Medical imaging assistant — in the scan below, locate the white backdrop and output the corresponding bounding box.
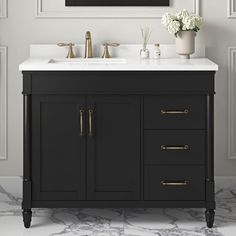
[0,0,235,176]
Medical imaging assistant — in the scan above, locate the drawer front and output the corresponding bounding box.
[144,130,205,165]
[24,71,215,95]
[144,166,205,201]
[144,95,206,129]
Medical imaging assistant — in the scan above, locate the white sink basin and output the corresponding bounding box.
[48,58,127,65]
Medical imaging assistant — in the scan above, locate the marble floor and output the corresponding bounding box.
[1,177,236,236]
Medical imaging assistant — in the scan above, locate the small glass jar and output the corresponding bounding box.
[140,48,150,59]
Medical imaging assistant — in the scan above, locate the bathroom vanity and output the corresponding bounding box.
[20,54,218,229]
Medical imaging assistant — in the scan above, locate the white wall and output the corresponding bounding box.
[0,0,236,176]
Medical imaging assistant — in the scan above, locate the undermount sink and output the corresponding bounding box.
[48,58,127,65]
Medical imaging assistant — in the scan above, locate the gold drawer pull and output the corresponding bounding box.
[88,109,93,137]
[161,145,189,150]
[161,181,188,186]
[161,109,189,115]
[79,110,84,136]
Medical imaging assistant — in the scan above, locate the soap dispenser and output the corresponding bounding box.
[154,43,161,59]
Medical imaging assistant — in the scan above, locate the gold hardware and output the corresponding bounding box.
[102,43,120,58]
[85,31,93,58]
[57,43,75,59]
[88,109,93,136]
[79,110,84,136]
[161,145,189,150]
[161,181,188,186]
[160,109,189,115]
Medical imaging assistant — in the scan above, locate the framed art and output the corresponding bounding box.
[66,0,169,6]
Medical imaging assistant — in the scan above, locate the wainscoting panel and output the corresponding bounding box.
[228,0,236,18]
[35,0,200,18]
[0,47,7,160]
[0,0,7,18]
[228,47,236,159]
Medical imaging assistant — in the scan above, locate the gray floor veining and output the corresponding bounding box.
[0,177,235,236]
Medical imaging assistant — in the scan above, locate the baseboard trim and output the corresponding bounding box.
[0,176,22,179]
[215,176,236,179]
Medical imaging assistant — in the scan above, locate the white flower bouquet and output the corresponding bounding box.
[162,9,203,37]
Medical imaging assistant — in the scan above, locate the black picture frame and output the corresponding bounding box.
[66,0,169,7]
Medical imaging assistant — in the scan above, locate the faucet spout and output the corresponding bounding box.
[85,31,93,58]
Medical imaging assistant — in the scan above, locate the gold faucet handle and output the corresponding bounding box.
[57,43,75,58]
[102,43,120,58]
[103,43,120,47]
[57,43,75,47]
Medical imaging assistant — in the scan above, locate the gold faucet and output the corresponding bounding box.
[102,43,120,58]
[57,43,75,59]
[84,31,93,58]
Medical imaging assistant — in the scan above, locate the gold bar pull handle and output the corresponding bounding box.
[79,110,84,137]
[161,181,189,186]
[161,145,189,150]
[161,109,189,115]
[88,109,94,137]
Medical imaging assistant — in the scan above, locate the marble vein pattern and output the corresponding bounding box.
[0,177,236,236]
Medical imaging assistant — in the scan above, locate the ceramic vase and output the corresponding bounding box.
[176,31,196,59]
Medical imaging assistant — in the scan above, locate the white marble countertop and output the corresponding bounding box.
[19,57,218,71]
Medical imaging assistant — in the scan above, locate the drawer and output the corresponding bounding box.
[144,166,205,201]
[24,71,215,95]
[144,130,205,165]
[144,95,206,129]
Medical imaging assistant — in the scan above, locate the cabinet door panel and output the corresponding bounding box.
[32,96,86,201]
[87,96,140,200]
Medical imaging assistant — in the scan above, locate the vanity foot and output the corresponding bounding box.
[205,209,215,228]
[23,209,32,228]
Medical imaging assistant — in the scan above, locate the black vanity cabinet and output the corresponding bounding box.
[22,71,216,229]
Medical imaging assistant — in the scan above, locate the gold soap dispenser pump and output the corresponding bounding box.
[84,31,93,58]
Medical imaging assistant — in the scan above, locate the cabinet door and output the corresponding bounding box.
[87,96,141,200]
[32,96,86,201]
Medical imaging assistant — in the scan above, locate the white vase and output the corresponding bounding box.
[176,31,196,59]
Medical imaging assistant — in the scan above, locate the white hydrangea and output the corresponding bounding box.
[161,9,203,36]
[182,16,196,30]
[182,15,203,30]
[167,20,181,34]
[194,15,203,28]
[176,9,190,20]
[161,13,174,27]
